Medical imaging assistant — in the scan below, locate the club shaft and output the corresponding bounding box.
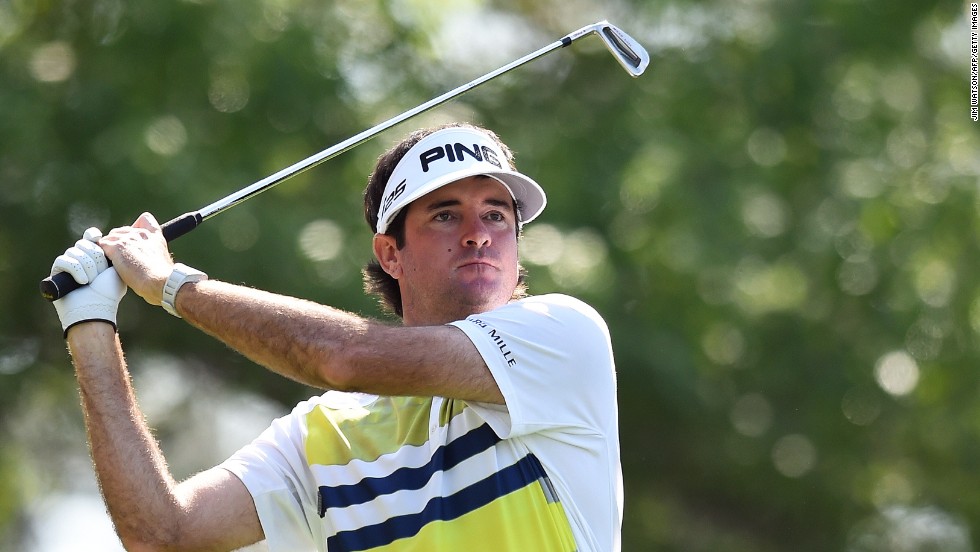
[198,32,591,221]
[41,22,620,302]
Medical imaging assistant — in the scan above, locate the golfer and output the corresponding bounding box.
[50,123,622,551]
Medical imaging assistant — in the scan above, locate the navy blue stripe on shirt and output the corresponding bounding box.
[318,423,501,515]
[326,453,549,552]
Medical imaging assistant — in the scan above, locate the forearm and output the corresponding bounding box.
[174,279,370,389]
[67,323,182,549]
[54,219,263,550]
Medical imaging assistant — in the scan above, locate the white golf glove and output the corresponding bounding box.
[50,227,127,336]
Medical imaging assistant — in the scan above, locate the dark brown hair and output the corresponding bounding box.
[362,122,528,318]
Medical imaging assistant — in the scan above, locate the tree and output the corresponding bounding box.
[0,0,976,549]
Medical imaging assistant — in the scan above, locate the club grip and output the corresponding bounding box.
[39,212,203,302]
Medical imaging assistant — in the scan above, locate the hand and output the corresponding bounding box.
[100,212,175,306]
[51,228,127,336]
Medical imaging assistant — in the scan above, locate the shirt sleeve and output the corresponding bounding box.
[449,293,617,439]
[219,403,325,552]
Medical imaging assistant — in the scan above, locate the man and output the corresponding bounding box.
[50,123,622,551]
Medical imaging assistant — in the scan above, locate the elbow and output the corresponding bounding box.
[314,340,372,393]
[114,519,185,552]
[303,317,381,392]
[118,535,176,552]
[120,542,158,552]
[119,535,205,552]
[315,356,359,392]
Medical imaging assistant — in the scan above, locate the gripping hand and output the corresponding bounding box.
[50,228,127,336]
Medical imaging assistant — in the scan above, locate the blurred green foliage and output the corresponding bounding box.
[1,0,978,550]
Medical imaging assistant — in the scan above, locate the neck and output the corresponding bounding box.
[400,298,509,327]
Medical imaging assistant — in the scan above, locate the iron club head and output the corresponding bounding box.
[593,21,650,77]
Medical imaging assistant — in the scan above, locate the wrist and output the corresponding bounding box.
[65,319,118,340]
[161,263,208,318]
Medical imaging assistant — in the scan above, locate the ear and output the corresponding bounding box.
[372,234,403,279]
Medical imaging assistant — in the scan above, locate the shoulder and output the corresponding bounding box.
[519,293,609,326]
[481,293,610,337]
[454,293,612,360]
[457,295,617,434]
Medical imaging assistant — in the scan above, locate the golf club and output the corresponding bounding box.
[41,20,649,301]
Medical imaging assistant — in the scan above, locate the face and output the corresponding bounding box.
[373,176,520,325]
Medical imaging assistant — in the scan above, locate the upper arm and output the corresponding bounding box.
[336,324,504,404]
[172,467,264,551]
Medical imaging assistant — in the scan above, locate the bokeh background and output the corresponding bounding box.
[2,0,978,550]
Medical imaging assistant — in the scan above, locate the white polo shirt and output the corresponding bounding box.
[220,293,622,551]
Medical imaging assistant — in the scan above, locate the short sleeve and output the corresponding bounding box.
[219,403,325,552]
[449,293,616,439]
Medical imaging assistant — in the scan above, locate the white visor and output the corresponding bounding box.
[375,127,547,234]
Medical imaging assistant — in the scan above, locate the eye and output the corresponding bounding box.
[433,211,454,222]
[485,211,507,222]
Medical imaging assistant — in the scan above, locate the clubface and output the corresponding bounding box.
[597,22,650,77]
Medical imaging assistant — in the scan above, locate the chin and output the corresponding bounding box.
[453,282,511,311]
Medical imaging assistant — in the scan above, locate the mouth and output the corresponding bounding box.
[456,259,499,271]
[459,261,497,268]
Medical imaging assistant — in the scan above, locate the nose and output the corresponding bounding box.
[461,217,491,249]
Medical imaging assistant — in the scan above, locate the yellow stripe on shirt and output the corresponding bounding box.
[305,396,432,466]
[365,480,577,552]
